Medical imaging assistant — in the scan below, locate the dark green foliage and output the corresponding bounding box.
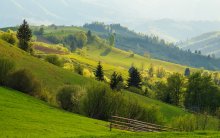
[0,58,15,85]
[45,55,63,67]
[7,69,41,95]
[127,67,142,88]
[110,72,124,90]
[155,73,185,106]
[57,85,85,113]
[155,81,171,103]
[94,61,104,81]
[184,72,220,113]
[184,68,190,77]
[16,20,32,52]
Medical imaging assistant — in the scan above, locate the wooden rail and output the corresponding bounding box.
[109,116,178,132]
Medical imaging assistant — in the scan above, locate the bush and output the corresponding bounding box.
[57,85,86,113]
[120,98,162,124]
[82,84,121,120]
[45,55,64,67]
[7,69,41,95]
[0,58,15,85]
[1,32,16,45]
[82,83,162,123]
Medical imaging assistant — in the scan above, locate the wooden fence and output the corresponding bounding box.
[109,116,178,132]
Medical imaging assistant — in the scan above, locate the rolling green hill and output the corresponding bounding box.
[178,31,220,58]
[0,39,191,124]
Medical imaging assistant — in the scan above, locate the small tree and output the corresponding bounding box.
[110,72,124,90]
[127,67,142,88]
[95,61,104,81]
[184,68,190,77]
[17,20,32,52]
[166,73,185,106]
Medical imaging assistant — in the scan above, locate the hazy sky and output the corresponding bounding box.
[80,0,220,21]
[1,0,220,28]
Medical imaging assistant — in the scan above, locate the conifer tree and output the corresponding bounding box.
[17,20,32,52]
[127,67,142,88]
[95,61,104,81]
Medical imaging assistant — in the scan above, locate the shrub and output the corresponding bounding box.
[119,98,162,124]
[82,84,121,120]
[0,58,15,85]
[1,32,16,45]
[7,69,41,95]
[45,55,64,67]
[57,85,86,113]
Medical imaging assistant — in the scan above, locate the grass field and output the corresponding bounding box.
[0,87,220,138]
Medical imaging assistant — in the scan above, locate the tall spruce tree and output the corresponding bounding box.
[17,20,32,52]
[95,61,104,81]
[127,67,142,88]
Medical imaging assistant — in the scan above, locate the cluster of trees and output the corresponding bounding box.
[94,62,142,91]
[155,71,220,115]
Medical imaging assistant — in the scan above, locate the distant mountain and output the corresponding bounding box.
[178,31,220,58]
[134,19,220,42]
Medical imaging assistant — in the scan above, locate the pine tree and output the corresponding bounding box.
[95,61,104,81]
[127,67,142,88]
[17,20,32,52]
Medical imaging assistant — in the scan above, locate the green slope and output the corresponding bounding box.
[1,87,220,138]
[0,87,120,137]
[0,39,191,124]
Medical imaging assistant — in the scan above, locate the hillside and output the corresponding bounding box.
[83,23,220,70]
[0,87,118,137]
[178,31,220,58]
[0,39,192,124]
[2,87,220,138]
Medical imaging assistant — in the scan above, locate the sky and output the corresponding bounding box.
[1,0,220,27]
[79,0,220,21]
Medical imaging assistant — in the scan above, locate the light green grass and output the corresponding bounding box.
[1,87,219,138]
